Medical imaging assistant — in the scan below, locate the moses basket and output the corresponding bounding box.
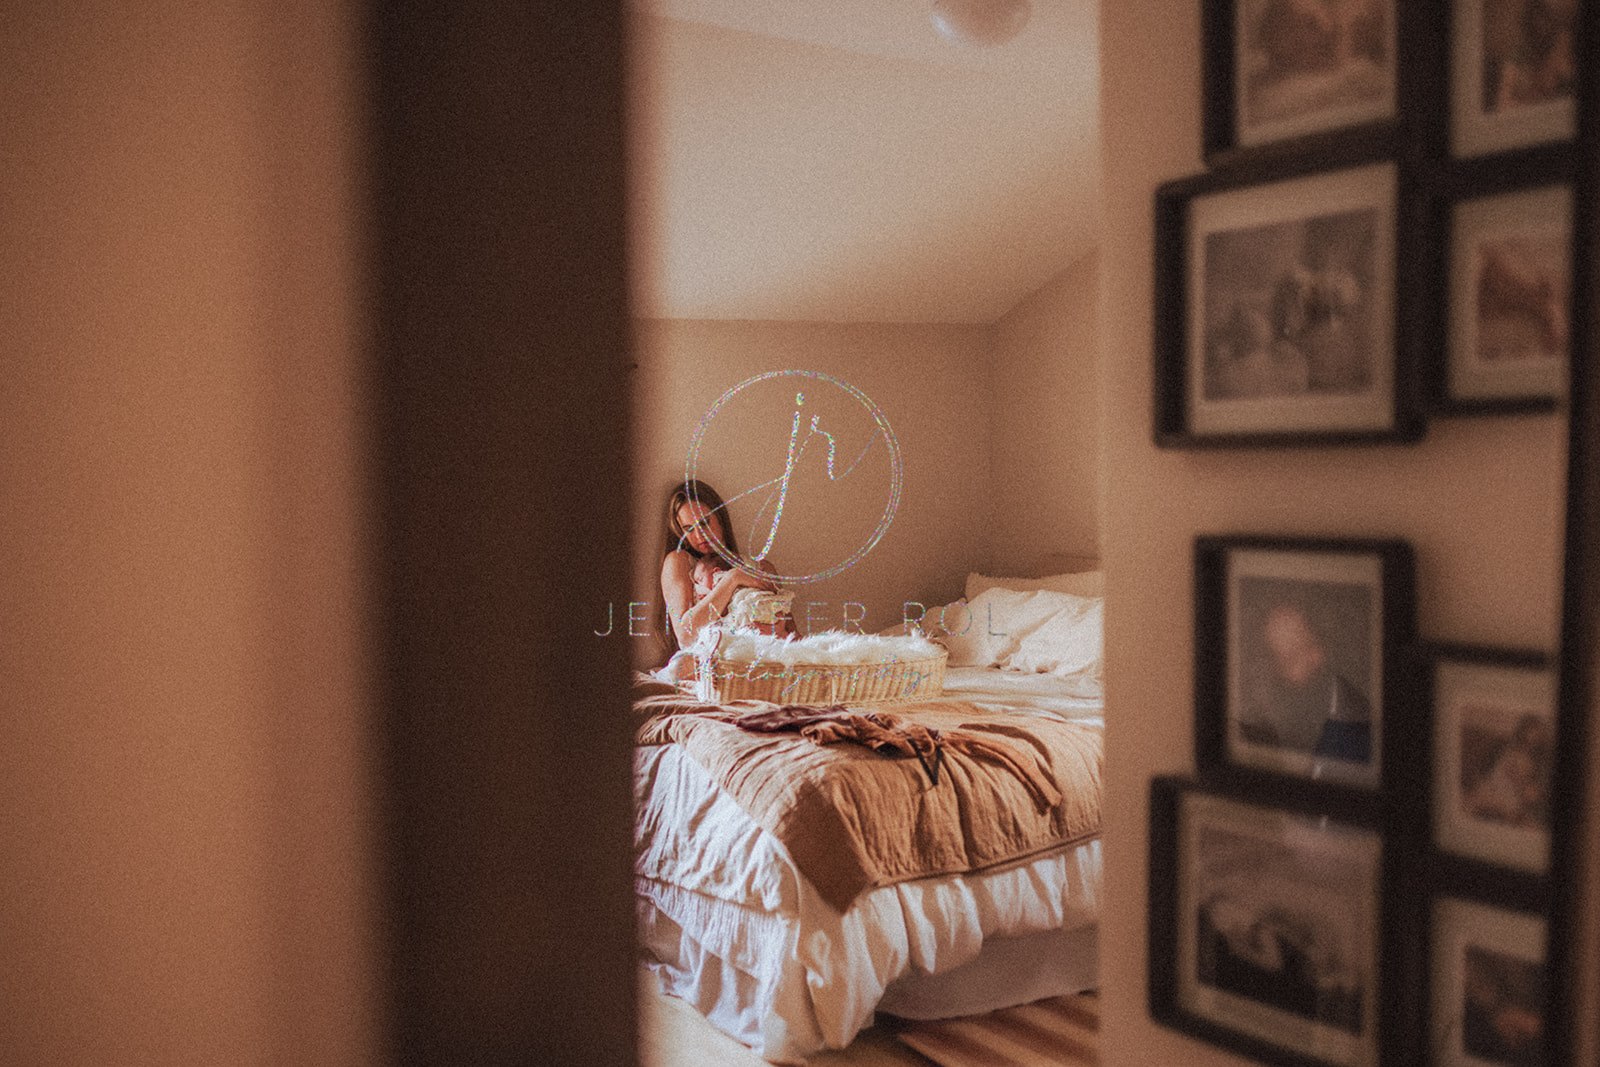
[694,629,947,706]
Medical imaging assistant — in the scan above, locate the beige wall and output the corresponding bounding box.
[630,256,1109,669]
[0,4,373,1063]
[630,318,994,665]
[989,252,1104,574]
[1097,3,1571,1065]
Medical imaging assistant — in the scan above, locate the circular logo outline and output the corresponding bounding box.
[685,369,903,585]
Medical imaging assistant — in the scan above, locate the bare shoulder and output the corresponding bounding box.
[662,550,694,579]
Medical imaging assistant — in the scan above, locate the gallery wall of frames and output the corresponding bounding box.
[1146,2,1593,1065]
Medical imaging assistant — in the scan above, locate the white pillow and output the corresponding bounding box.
[934,588,1079,667]
[891,598,964,637]
[1007,596,1104,690]
[966,569,1105,600]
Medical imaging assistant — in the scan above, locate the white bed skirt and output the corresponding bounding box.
[637,836,1101,1063]
[874,923,1098,1019]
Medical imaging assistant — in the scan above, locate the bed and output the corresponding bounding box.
[634,573,1105,1063]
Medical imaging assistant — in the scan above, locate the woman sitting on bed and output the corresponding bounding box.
[659,480,794,679]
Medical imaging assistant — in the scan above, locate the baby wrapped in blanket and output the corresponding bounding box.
[724,586,795,631]
[656,572,795,686]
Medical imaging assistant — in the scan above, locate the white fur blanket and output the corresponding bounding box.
[709,629,943,665]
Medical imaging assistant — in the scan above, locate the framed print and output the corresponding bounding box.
[1154,154,1423,447]
[1202,0,1400,161]
[1451,0,1579,158]
[1446,179,1573,410]
[1430,896,1548,1066]
[1425,645,1556,875]
[1195,536,1416,793]
[1150,777,1387,1067]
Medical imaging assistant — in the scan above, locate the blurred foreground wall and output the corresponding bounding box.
[0,4,375,1062]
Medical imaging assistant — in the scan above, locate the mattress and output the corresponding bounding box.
[634,665,1104,1063]
[939,665,1105,720]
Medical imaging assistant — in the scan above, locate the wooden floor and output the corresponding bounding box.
[639,973,1099,1067]
[638,977,929,1067]
[886,994,1100,1067]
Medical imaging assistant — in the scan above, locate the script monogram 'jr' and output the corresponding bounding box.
[743,391,878,562]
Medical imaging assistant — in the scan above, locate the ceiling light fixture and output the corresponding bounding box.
[930,0,1032,47]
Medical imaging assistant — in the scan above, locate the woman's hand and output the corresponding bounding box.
[720,566,776,593]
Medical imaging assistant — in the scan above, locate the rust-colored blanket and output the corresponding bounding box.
[634,676,1103,912]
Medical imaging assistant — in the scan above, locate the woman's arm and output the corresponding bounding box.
[754,558,795,638]
[661,551,773,648]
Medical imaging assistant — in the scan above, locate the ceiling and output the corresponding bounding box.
[628,0,1101,324]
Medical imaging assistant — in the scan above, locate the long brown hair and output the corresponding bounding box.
[661,479,740,659]
[665,479,740,561]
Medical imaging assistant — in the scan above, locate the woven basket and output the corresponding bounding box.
[696,645,947,706]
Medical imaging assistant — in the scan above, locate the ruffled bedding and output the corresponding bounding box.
[636,692,1100,911]
[633,666,1105,1062]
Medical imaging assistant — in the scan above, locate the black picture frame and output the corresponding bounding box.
[1405,643,1557,877]
[1148,775,1405,1067]
[1448,0,1580,160]
[1200,0,1433,168]
[1153,144,1426,448]
[1419,145,1576,416]
[1417,871,1553,1067]
[1194,534,1416,800]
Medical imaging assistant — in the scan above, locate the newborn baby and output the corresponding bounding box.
[690,557,794,636]
[656,582,794,688]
